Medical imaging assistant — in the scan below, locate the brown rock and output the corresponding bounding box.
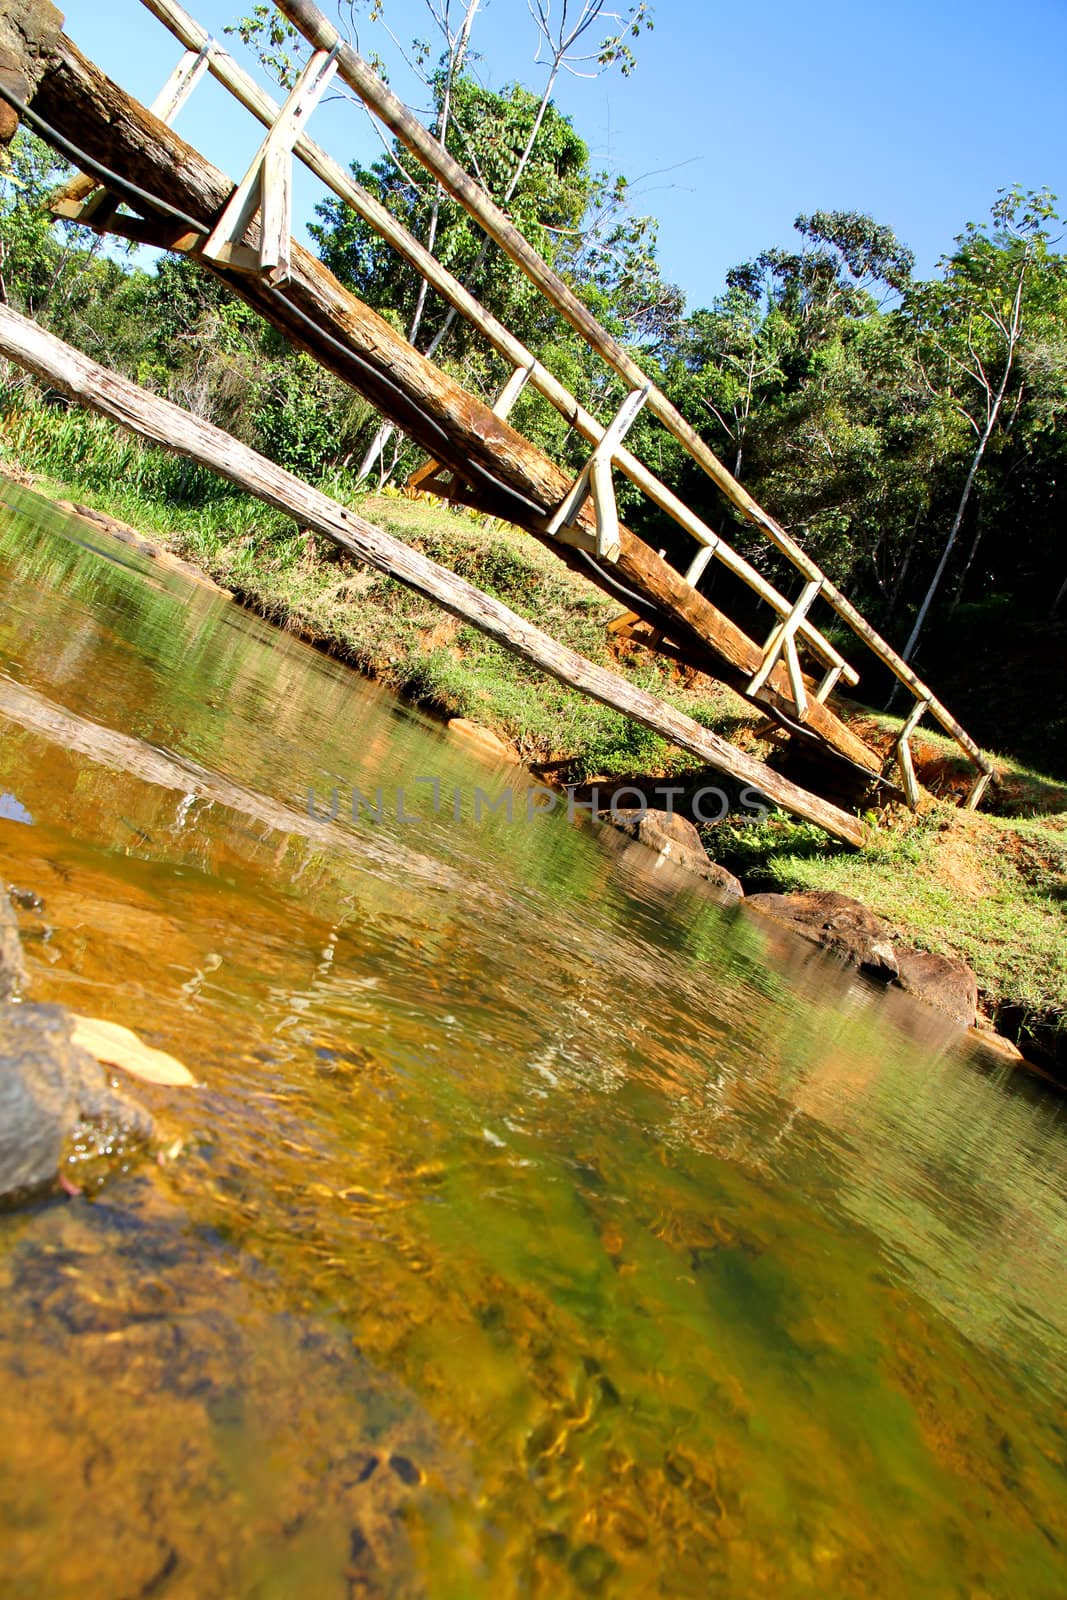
[0,891,26,1001]
[893,949,978,1028]
[745,890,900,978]
[446,718,517,762]
[0,1003,153,1205]
[601,808,744,898]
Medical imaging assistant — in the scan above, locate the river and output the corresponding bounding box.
[0,486,1064,1598]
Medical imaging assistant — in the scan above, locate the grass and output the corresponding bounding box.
[4,398,1064,1068]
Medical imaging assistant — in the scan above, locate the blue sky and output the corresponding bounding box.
[60,0,1067,308]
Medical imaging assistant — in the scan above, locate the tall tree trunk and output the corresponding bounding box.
[357,0,479,484]
[899,265,1028,666]
[950,510,985,611]
[898,421,993,667]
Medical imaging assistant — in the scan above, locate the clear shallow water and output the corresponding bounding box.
[0,486,1064,1599]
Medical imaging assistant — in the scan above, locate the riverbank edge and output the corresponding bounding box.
[2,468,1063,1083]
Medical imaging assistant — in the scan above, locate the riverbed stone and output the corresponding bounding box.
[893,948,978,1028]
[0,892,26,1001]
[601,808,744,898]
[745,889,980,1026]
[0,1003,153,1206]
[745,890,901,979]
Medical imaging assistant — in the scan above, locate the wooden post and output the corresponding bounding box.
[814,663,844,704]
[202,44,337,284]
[150,41,211,124]
[895,697,930,809]
[51,38,211,225]
[685,543,716,588]
[0,303,867,847]
[409,360,534,492]
[492,360,536,421]
[546,385,650,546]
[747,579,822,716]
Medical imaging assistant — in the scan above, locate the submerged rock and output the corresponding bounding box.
[602,808,744,898]
[744,889,979,1027]
[0,1003,153,1206]
[893,948,979,1030]
[745,890,900,978]
[0,892,26,1001]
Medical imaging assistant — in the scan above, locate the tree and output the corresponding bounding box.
[236,0,653,482]
[898,186,1061,664]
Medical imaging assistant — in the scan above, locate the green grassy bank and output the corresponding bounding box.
[2,402,1064,1070]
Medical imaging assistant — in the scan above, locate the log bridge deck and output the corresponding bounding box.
[0,0,994,848]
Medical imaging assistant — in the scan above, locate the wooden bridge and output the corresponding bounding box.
[0,0,993,847]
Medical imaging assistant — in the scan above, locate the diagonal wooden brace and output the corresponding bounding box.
[747,578,822,718]
[201,44,338,284]
[491,358,537,421]
[546,383,651,561]
[894,696,931,809]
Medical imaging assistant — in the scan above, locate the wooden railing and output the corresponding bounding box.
[120,0,992,807]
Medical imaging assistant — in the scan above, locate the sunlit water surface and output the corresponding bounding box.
[0,487,1064,1599]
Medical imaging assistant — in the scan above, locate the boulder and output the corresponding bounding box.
[893,948,978,1029]
[745,889,980,1027]
[0,1003,153,1206]
[745,890,900,979]
[600,808,744,898]
[0,892,26,1001]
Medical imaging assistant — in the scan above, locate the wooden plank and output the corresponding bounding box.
[275,0,991,783]
[149,43,210,125]
[895,697,930,810]
[546,384,649,538]
[29,30,880,779]
[137,0,857,689]
[0,302,867,847]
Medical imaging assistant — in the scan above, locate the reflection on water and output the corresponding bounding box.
[0,486,1064,1598]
